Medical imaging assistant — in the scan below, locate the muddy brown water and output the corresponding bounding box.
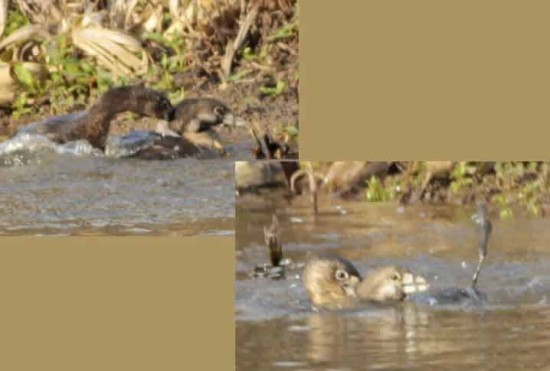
[236,194,550,370]
[0,133,255,236]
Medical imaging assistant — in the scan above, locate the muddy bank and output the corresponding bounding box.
[237,161,550,219]
[0,1,299,156]
[0,82,297,161]
[0,77,298,153]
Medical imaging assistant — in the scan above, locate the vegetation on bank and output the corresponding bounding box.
[297,161,550,219]
[0,0,298,139]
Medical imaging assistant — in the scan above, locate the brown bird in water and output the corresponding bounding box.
[117,97,238,160]
[18,83,175,151]
[356,266,427,302]
[167,97,235,134]
[302,256,362,310]
[302,256,428,310]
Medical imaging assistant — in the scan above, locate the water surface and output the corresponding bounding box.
[236,194,550,369]
[0,130,252,236]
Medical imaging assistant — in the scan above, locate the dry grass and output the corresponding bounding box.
[0,0,298,143]
[0,0,298,102]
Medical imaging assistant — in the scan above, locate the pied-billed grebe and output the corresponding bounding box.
[356,266,428,302]
[18,83,175,151]
[302,256,363,310]
[302,256,428,310]
[106,97,238,160]
[105,130,202,160]
[168,97,234,134]
[106,98,235,160]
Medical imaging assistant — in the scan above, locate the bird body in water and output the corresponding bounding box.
[301,203,493,310]
[253,202,492,312]
[302,256,362,310]
[357,265,428,302]
[249,215,428,309]
[107,96,237,159]
[302,256,428,310]
[17,83,175,151]
[14,85,236,159]
[168,97,235,134]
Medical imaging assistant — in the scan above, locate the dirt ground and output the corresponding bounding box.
[0,74,298,137]
[0,1,299,146]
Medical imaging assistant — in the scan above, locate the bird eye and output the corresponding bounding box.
[391,273,400,281]
[214,105,225,116]
[335,269,349,281]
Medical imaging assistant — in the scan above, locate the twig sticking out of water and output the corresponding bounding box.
[471,202,492,290]
[290,162,322,215]
[264,214,283,267]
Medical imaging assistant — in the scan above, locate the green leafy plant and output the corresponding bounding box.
[449,162,476,194]
[259,79,287,97]
[493,194,513,219]
[366,176,393,202]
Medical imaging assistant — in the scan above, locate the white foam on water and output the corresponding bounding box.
[0,132,102,160]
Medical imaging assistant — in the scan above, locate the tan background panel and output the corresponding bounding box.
[0,238,234,371]
[3,2,549,370]
[301,0,550,160]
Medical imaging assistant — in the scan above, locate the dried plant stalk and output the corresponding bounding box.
[0,0,7,38]
[72,27,148,77]
[0,25,50,51]
[221,3,259,79]
[0,63,15,104]
[109,0,139,30]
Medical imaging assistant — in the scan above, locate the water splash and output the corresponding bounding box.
[104,130,160,158]
[0,132,102,167]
